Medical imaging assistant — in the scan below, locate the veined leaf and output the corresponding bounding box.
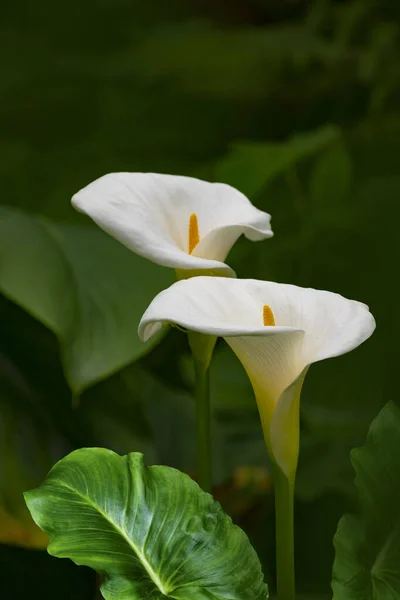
[0,207,173,393]
[25,448,268,600]
[332,401,400,599]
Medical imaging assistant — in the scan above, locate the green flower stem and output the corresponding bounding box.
[193,358,212,492]
[272,463,296,600]
[187,332,217,493]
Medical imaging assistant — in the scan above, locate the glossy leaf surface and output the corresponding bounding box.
[25,448,268,600]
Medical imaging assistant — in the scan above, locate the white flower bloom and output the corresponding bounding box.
[138,277,375,478]
[72,173,272,277]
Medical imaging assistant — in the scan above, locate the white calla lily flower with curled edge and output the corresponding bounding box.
[72,173,273,277]
[72,172,273,492]
[138,277,376,479]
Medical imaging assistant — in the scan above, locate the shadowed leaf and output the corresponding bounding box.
[332,402,400,599]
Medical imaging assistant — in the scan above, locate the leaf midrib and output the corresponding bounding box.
[54,479,170,596]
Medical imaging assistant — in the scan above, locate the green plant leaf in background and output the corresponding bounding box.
[215,126,340,197]
[25,448,268,600]
[309,142,352,212]
[332,401,400,599]
[0,207,173,393]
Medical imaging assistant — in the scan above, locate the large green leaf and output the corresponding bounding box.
[332,401,400,599]
[0,294,156,548]
[0,207,173,393]
[25,448,268,600]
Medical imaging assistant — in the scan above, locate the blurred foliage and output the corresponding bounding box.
[0,208,173,392]
[0,0,399,597]
[332,402,400,599]
[0,542,95,599]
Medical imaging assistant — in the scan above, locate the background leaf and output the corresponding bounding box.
[0,208,173,393]
[25,448,268,600]
[332,402,400,599]
[1,0,399,595]
[215,126,340,197]
[309,142,352,211]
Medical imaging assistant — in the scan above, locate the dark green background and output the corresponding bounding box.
[0,0,397,598]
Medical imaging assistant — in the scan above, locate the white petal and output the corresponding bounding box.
[269,369,308,477]
[138,277,300,340]
[72,173,272,273]
[226,332,305,430]
[138,276,375,475]
[139,277,375,366]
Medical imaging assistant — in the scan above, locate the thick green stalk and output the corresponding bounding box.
[193,358,212,492]
[272,464,296,600]
[187,332,216,493]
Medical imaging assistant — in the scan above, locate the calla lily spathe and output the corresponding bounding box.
[72,173,273,277]
[138,277,376,478]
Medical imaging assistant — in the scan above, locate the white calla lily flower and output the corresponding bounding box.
[72,173,273,277]
[138,277,375,478]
